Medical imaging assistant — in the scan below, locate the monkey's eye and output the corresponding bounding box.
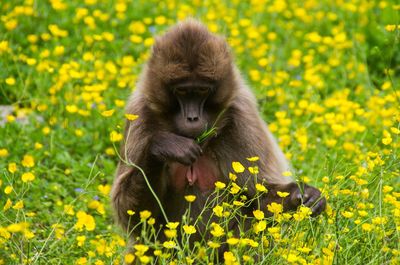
[197,87,210,94]
[174,87,188,95]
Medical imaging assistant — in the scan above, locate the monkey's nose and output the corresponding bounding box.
[187,116,199,122]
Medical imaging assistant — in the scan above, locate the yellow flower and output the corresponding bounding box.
[101,109,115,117]
[66,105,78,113]
[127,210,135,216]
[0,40,10,54]
[97,184,111,196]
[163,240,176,249]
[255,183,267,192]
[0,149,9,157]
[4,185,13,194]
[286,253,299,263]
[165,221,179,229]
[267,202,283,215]
[125,114,139,121]
[229,173,237,181]
[12,200,24,210]
[207,241,221,248]
[224,251,237,265]
[21,172,35,182]
[293,206,312,221]
[184,195,196,202]
[248,166,259,174]
[134,244,149,255]
[183,225,196,235]
[105,147,115,155]
[253,210,264,220]
[390,127,400,134]
[210,223,225,237]
[226,237,239,245]
[22,155,35,168]
[361,223,373,232]
[277,191,290,198]
[268,226,280,234]
[8,163,17,173]
[5,77,16,86]
[213,205,224,217]
[124,253,135,264]
[246,156,259,162]
[139,256,151,264]
[140,210,152,220]
[297,246,312,253]
[253,220,267,233]
[6,223,21,234]
[358,210,368,217]
[64,205,74,215]
[215,181,226,189]
[34,142,43,149]
[382,137,392,145]
[382,185,393,193]
[110,131,123,142]
[233,200,244,206]
[3,199,12,211]
[232,162,245,173]
[164,229,177,238]
[372,217,387,225]
[385,24,397,32]
[75,211,96,231]
[75,257,87,265]
[282,171,292,177]
[341,211,354,218]
[230,183,241,194]
[42,127,51,135]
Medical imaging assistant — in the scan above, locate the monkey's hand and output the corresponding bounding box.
[150,132,202,165]
[285,183,326,217]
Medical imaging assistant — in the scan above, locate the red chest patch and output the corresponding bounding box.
[168,156,218,192]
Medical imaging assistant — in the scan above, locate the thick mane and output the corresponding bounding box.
[148,20,232,84]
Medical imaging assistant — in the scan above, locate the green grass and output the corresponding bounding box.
[0,0,399,264]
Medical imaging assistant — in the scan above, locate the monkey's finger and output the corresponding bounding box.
[188,143,202,158]
[303,192,319,207]
[186,149,199,164]
[289,191,303,208]
[310,197,326,217]
[177,154,195,165]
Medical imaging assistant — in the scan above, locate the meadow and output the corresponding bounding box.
[0,0,399,264]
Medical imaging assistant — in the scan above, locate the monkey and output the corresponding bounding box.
[111,19,326,250]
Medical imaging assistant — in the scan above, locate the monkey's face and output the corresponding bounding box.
[171,81,214,138]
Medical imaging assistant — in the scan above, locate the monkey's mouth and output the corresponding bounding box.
[178,124,206,139]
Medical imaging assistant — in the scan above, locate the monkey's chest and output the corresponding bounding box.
[168,156,219,192]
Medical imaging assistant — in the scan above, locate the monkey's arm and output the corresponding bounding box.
[150,132,202,165]
[111,121,168,231]
[112,119,203,231]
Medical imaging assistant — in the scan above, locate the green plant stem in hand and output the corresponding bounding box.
[196,108,227,144]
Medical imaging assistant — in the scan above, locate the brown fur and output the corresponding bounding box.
[111,20,325,248]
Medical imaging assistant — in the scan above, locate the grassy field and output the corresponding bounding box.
[0,0,399,264]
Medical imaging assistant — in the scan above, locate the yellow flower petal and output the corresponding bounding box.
[101,109,115,117]
[232,161,245,173]
[125,113,139,121]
